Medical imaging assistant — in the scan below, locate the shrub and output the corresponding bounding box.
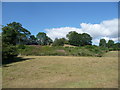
[17,44,26,49]
[18,45,108,57]
[2,43,18,64]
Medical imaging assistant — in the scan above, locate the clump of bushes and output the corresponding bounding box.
[2,43,18,64]
[18,45,108,57]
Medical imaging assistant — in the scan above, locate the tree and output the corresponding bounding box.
[2,26,17,45]
[36,32,47,45]
[99,39,106,47]
[112,42,120,51]
[28,35,37,45]
[2,43,18,63]
[46,36,53,45]
[2,22,31,63]
[6,22,31,45]
[52,38,65,46]
[2,26,18,63]
[36,32,53,45]
[66,31,92,46]
[66,31,80,46]
[80,33,92,46]
[107,40,114,48]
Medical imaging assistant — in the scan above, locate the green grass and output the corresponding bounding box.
[103,51,119,57]
[2,51,118,88]
[17,45,108,57]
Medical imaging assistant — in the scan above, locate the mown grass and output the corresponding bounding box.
[2,51,118,88]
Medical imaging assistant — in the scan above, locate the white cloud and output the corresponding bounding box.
[45,18,118,45]
[45,27,83,40]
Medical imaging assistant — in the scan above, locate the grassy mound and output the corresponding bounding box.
[17,45,109,57]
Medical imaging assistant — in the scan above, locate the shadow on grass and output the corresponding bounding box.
[2,57,35,66]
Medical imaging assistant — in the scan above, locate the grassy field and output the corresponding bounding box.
[2,51,118,88]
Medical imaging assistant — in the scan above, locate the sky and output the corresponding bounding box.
[2,2,118,45]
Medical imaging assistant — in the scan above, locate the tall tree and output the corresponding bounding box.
[2,26,17,45]
[2,22,31,63]
[107,40,114,48]
[80,33,92,46]
[28,35,37,45]
[46,36,53,45]
[36,32,53,45]
[2,25,18,62]
[52,38,65,46]
[99,39,106,47]
[6,22,31,44]
[36,32,47,45]
[66,31,92,46]
[66,31,80,46]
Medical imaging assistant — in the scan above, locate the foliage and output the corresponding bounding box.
[80,33,92,46]
[109,42,120,51]
[107,40,114,48]
[2,26,17,45]
[66,31,92,46]
[18,45,108,57]
[46,36,53,45]
[52,38,66,46]
[2,21,119,65]
[36,32,53,45]
[2,43,18,64]
[6,22,31,45]
[17,44,26,49]
[28,35,37,45]
[99,39,106,47]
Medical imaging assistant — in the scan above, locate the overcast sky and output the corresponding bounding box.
[2,2,118,45]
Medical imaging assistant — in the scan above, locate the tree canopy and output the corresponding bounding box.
[99,39,106,47]
[107,40,114,48]
[2,21,120,63]
[52,38,66,46]
[36,32,53,45]
[3,22,31,45]
[66,31,92,46]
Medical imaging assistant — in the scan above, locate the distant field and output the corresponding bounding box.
[103,51,119,57]
[2,51,118,88]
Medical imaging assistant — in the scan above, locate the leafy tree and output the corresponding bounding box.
[112,42,120,51]
[66,31,92,46]
[2,43,18,63]
[28,35,37,45]
[80,33,92,46]
[60,38,68,44]
[46,36,53,45]
[66,31,80,46]
[36,32,53,45]
[2,26,17,45]
[6,22,31,45]
[36,32,47,45]
[52,38,65,46]
[99,39,106,47]
[2,22,31,63]
[2,26,18,63]
[107,40,114,48]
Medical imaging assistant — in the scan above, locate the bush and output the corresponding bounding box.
[2,43,18,64]
[18,45,108,57]
[17,44,26,49]
[52,38,65,46]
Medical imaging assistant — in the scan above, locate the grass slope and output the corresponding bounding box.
[2,51,118,88]
[17,45,108,57]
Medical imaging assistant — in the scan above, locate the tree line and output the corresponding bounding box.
[2,22,93,46]
[2,22,120,62]
[99,39,120,50]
